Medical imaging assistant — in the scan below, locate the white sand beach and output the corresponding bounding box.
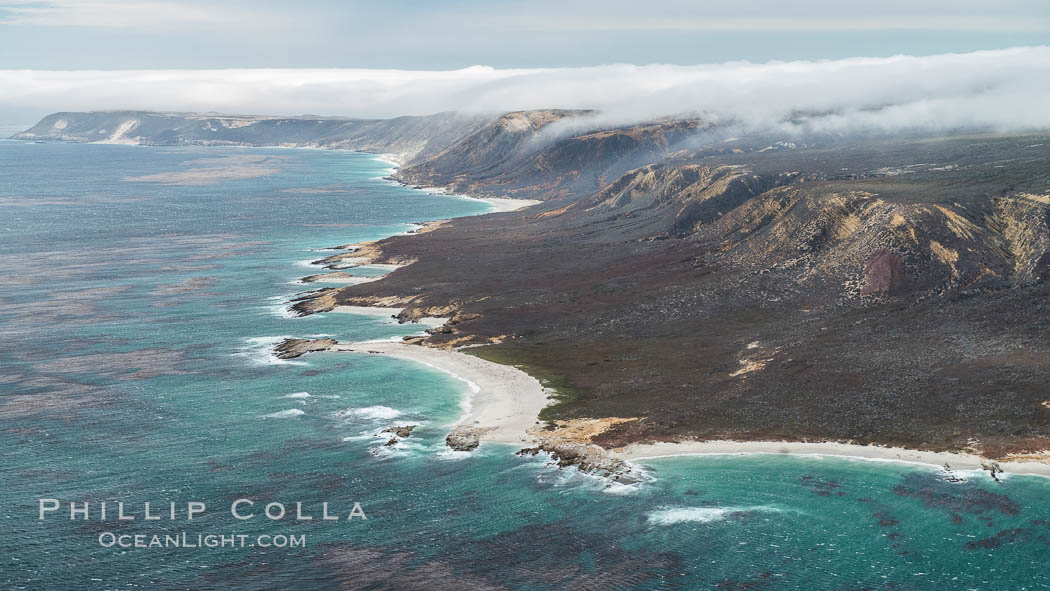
[371,154,540,214]
[301,275,380,285]
[331,340,550,446]
[474,196,541,212]
[417,184,540,213]
[330,305,406,317]
[613,439,1050,477]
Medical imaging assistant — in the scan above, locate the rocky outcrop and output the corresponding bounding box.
[301,271,357,283]
[380,425,417,446]
[289,289,343,316]
[513,418,647,482]
[311,241,405,270]
[518,441,646,483]
[273,338,338,359]
[383,425,416,438]
[445,425,487,451]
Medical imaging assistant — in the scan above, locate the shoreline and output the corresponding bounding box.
[375,152,541,214]
[416,185,540,213]
[329,340,549,447]
[298,154,548,446]
[612,440,1050,478]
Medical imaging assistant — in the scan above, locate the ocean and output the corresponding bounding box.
[2,139,1049,590]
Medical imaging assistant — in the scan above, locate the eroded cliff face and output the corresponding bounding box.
[575,164,797,236]
[694,187,1050,301]
[512,159,1050,308]
[393,110,587,185]
[395,113,707,201]
[989,193,1050,284]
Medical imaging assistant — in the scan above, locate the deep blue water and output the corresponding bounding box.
[2,141,1049,590]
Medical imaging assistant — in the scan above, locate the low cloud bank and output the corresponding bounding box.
[2,46,1049,135]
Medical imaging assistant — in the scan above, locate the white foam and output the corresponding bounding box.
[264,303,298,319]
[435,449,472,461]
[262,409,305,419]
[285,392,311,399]
[234,336,307,366]
[370,438,427,455]
[947,468,1012,482]
[409,184,539,213]
[372,154,400,176]
[601,482,643,496]
[340,429,379,442]
[335,405,402,420]
[646,506,782,526]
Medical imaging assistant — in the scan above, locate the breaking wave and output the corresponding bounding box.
[647,505,784,525]
[262,408,306,419]
[335,405,402,421]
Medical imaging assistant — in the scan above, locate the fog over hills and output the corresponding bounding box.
[4,46,1050,136]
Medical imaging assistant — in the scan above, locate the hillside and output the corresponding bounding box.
[396,112,708,200]
[301,130,1050,458]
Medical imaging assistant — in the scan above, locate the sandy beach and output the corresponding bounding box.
[471,196,541,213]
[373,154,540,214]
[330,340,550,446]
[414,184,540,213]
[612,439,1050,477]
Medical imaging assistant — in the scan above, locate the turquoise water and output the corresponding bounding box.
[2,141,1049,590]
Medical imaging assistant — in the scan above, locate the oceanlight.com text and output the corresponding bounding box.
[97,532,307,549]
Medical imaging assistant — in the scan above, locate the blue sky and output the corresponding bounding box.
[1,0,1048,69]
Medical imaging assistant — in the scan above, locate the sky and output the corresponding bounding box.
[1,1,1049,125]
[1,0,1048,69]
